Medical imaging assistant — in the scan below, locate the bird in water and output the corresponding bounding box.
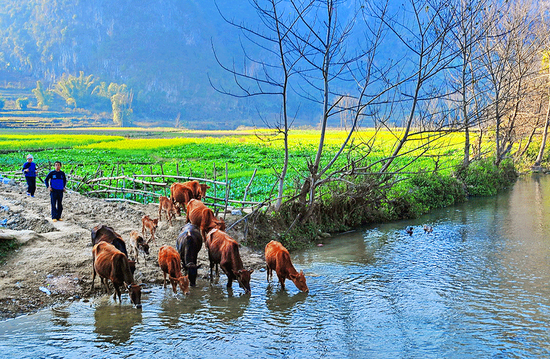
[406,226,413,236]
[423,225,433,233]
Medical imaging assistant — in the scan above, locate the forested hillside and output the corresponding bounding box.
[0,0,293,129]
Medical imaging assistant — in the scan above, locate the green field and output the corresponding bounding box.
[0,128,471,204]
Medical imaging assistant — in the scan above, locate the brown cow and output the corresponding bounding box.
[170,181,210,212]
[265,240,308,292]
[91,242,143,308]
[206,229,253,294]
[158,195,180,226]
[158,245,190,295]
[128,230,149,264]
[91,224,135,274]
[141,215,159,243]
[186,199,226,240]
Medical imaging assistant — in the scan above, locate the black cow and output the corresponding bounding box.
[176,223,202,287]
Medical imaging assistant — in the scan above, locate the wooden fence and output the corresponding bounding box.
[1,163,267,217]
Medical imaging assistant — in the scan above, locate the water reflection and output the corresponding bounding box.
[206,285,250,321]
[93,304,143,345]
[51,304,71,328]
[265,285,308,318]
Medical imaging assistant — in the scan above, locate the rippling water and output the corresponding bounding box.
[3,175,550,358]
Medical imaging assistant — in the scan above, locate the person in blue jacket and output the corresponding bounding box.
[44,161,67,222]
[22,154,37,197]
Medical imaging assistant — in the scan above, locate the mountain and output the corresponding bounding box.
[0,0,308,129]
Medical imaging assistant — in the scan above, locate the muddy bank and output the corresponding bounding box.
[0,180,264,320]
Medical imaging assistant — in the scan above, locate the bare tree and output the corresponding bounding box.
[478,0,545,166]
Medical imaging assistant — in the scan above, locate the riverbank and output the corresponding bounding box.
[0,180,264,320]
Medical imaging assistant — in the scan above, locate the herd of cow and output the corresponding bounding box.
[89,180,309,308]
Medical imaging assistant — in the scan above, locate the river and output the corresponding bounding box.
[2,175,550,358]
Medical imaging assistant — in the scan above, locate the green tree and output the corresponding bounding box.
[53,71,96,109]
[111,90,133,126]
[32,81,53,108]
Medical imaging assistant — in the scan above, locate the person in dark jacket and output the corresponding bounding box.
[44,161,67,222]
[22,154,36,197]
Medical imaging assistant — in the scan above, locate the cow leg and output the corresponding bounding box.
[163,272,167,288]
[209,260,215,281]
[91,266,97,292]
[158,207,162,221]
[266,265,272,282]
[101,277,111,294]
[277,275,286,290]
[113,284,121,303]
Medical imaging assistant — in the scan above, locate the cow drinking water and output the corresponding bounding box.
[176,223,202,287]
[91,242,143,308]
[265,240,308,292]
[206,229,253,294]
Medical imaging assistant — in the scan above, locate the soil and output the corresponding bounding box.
[0,180,265,320]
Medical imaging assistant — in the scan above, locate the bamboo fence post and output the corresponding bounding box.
[150,166,154,199]
[114,164,120,200]
[141,166,147,203]
[223,179,231,220]
[121,166,125,201]
[176,163,180,177]
[243,168,257,208]
[213,163,217,204]
[160,163,167,197]
[108,165,115,200]
[132,172,137,202]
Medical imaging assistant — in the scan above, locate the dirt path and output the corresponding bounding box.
[0,180,264,320]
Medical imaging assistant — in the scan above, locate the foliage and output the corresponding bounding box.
[394,172,466,217]
[32,81,53,108]
[15,97,29,109]
[455,158,517,196]
[53,72,97,109]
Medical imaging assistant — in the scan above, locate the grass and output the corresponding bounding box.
[0,127,477,203]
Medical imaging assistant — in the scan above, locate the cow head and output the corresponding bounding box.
[215,218,226,232]
[139,239,150,256]
[127,283,143,308]
[290,270,309,292]
[234,268,254,294]
[199,184,211,199]
[170,275,190,295]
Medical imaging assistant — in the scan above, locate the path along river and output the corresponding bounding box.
[2,174,550,358]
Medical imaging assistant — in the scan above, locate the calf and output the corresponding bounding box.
[158,245,190,295]
[91,242,142,308]
[206,229,253,294]
[176,223,202,287]
[158,195,180,226]
[265,240,308,292]
[91,224,135,274]
[141,215,159,243]
[128,230,149,264]
[186,199,226,240]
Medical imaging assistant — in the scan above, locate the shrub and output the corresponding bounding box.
[455,157,517,196]
[409,172,466,212]
[16,97,29,110]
